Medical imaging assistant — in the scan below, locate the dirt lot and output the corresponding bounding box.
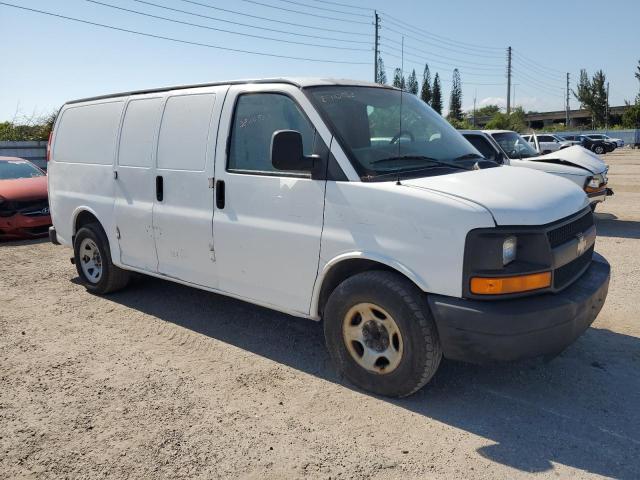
[1,149,639,479]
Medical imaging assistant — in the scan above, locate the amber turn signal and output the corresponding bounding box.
[470,271,552,295]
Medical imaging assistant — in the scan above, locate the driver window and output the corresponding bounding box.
[228,93,317,174]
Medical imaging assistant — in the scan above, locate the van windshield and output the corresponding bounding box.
[307,86,485,180]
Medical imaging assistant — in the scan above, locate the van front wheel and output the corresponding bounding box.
[323,271,442,397]
[73,223,130,294]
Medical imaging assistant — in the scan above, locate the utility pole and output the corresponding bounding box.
[374,11,380,83]
[506,46,512,115]
[473,90,477,127]
[566,72,570,127]
[605,82,610,130]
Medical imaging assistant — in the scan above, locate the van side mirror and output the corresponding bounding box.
[271,130,314,172]
[495,151,505,164]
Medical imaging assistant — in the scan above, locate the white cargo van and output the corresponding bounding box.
[48,78,610,397]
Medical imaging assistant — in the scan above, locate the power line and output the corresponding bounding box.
[381,24,504,59]
[267,0,371,18]
[379,13,503,53]
[0,2,371,64]
[132,0,370,43]
[382,42,503,70]
[178,0,370,36]
[512,68,565,92]
[513,49,566,75]
[305,0,373,11]
[86,0,370,51]
[380,36,503,67]
[512,56,564,82]
[381,52,505,79]
[236,0,370,24]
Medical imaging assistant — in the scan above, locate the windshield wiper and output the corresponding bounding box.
[452,153,484,161]
[371,155,470,170]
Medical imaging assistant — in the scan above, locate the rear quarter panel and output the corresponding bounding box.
[49,99,125,247]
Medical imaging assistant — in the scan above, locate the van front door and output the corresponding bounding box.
[212,85,329,315]
[114,96,163,272]
[152,89,223,288]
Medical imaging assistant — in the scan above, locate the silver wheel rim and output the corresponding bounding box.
[79,238,103,283]
[342,302,404,374]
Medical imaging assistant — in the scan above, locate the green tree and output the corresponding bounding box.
[392,68,405,90]
[377,56,387,85]
[573,69,608,127]
[0,112,56,141]
[622,103,640,128]
[407,69,419,95]
[484,106,527,132]
[474,104,501,117]
[431,73,443,114]
[635,59,640,103]
[447,69,463,122]
[420,63,432,105]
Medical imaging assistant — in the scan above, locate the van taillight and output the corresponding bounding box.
[46,132,52,162]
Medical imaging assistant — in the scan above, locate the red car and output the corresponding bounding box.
[0,156,51,240]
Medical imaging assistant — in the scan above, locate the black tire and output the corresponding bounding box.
[73,223,130,294]
[323,270,442,397]
[593,145,605,154]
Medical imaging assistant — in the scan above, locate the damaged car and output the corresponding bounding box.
[0,156,51,240]
[460,130,612,210]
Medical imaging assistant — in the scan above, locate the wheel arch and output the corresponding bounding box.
[72,207,103,239]
[311,252,428,320]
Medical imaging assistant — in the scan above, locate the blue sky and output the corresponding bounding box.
[1,0,639,121]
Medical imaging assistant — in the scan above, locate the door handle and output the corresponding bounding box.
[156,175,164,202]
[215,180,225,209]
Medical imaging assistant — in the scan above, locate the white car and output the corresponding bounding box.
[47,78,610,397]
[586,134,624,148]
[461,130,612,208]
[521,133,572,153]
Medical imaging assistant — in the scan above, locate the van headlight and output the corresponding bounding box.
[585,174,605,192]
[503,236,517,265]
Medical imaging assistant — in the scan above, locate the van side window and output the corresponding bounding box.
[119,98,163,168]
[157,93,216,171]
[228,93,315,174]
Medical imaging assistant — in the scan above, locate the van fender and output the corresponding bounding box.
[310,251,429,320]
[70,206,121,262]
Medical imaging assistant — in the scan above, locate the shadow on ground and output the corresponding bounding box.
[595,212,640,239]
[0,237,49,246]
[100,274,640,478]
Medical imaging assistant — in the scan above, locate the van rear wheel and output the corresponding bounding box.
[73,223,130,294]
[323,271,442,397]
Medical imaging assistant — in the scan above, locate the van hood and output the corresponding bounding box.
[528,146,606,174]
[402,166,588,226]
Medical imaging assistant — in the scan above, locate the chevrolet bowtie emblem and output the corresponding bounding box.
[576,232,587,256]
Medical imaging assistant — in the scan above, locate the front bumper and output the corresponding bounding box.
[0,213,52,239]
[428,253,610,364]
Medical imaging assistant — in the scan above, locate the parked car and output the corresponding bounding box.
[586,134,624,148]
[560,135,615,154]
[521,133,571,153]
[460,130,612,208]
[48,78,610,397]
[0,156,51,239]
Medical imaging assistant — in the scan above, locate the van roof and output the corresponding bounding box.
[66,77,392,105]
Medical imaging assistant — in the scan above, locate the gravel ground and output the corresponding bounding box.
[1,149,639,479]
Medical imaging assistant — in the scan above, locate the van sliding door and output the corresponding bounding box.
[113,96,163,272]
[152,89,225,288]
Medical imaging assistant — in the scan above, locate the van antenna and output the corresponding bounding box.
[396,36,404,186]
